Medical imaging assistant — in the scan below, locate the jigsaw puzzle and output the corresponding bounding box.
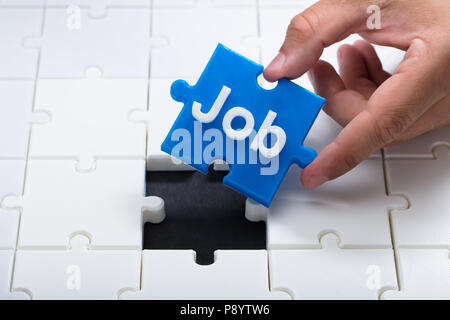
[0,251,29,300]
[0,0,448,301]
[29,68,148,171]
[144,165,266,265]
[385,146,450,248]
[1,159,164,249]
[161,43,325,206]
[246,160,408,249]
[0,81,49,159]
[120,249,289,300]
[151,0,259,79]
[269,233,398,300]
[385,126,450,159]
[12,235,141,300]
[130,78,195,170]
[0,8,42,79]
[381,249,450,299]
[0,160,25,250]
[27,7,157,78]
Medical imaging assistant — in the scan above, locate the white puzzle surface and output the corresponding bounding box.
[1,159,164,249]
[120,250,289,300]
[0,250,29,300]
[0,8,42,79]
[12,235,141,300]
[29,69,148,171]
[385,147,450,248]
[247,160,407,249]
[269,234,398,300]
[381,249,450,300]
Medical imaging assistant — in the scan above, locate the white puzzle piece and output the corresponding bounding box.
[0,251,30,300]
[130,79,194,170]
[0,81,49,159]
[385,126,450,159]
[12,235,141,300]
[0,160,25,249]
[381,249,450,300]
[153,0,196,7]
[386,146,450,248]
[45,0,151,18]
[0,0,45,6]
[32,8,154,78]
[120,250,290,300]
[151,0,259,79]
[246,160,407,249]
[305,111,381,158]
[0,8,42,79]
[29,68,147,171]
[1,159,165,249]
[269,234,398,300]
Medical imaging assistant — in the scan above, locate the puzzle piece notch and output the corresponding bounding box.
[119,249,290,300]
[29,68,148,172]
[151,4,259,79]
[0,8,42,79]
[162,43,325,206]
[144,166,265,265]
[269,233,399,300]
[381,249,450,300]
[245,160,408,249]
[385,125,450,159]
[0,81,50,159]
[386,145,450,248]
[129,80,195,171]
[12,234,141,300]
[1,159,165,249]
[26,7,166,78]
[0,160,27,250]
[0,250,30,300]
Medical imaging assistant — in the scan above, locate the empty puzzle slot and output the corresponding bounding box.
[144,165,266,265]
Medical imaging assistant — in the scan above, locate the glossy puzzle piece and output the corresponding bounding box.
[161,44,325,206]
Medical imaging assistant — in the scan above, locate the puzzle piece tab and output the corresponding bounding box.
[145,167,265,265]
[161,44,325,206]
[269,234,398,300]
[0,160,26,250]
[381,249,450,300]
[120,250,289,300]
[246,160,407,249]
[0,8,42,79]
[12,235,141,300]
[29,69,147,171]
[1,159,164,249]
[386,146,450,248]
[0,250,29,300]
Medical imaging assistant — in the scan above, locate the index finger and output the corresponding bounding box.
[263,0,370,82]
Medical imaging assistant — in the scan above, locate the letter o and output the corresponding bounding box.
[222,107,255,141]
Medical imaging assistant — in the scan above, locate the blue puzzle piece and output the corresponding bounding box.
[161,44,325,207]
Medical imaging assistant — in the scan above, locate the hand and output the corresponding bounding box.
[264,0,450,188]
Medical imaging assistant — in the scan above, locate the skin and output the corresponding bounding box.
[264,0,450,188]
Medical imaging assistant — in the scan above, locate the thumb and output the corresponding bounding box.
[264,0,371,82]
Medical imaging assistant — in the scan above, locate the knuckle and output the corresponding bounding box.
[372,109,413,145]
[341,153,362,172]
[288,12,317,39]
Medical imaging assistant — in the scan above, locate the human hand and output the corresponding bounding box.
[264,0,450,188]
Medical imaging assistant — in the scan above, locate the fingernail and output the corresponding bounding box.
[267,52,286,72]
[306,174,328,189]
